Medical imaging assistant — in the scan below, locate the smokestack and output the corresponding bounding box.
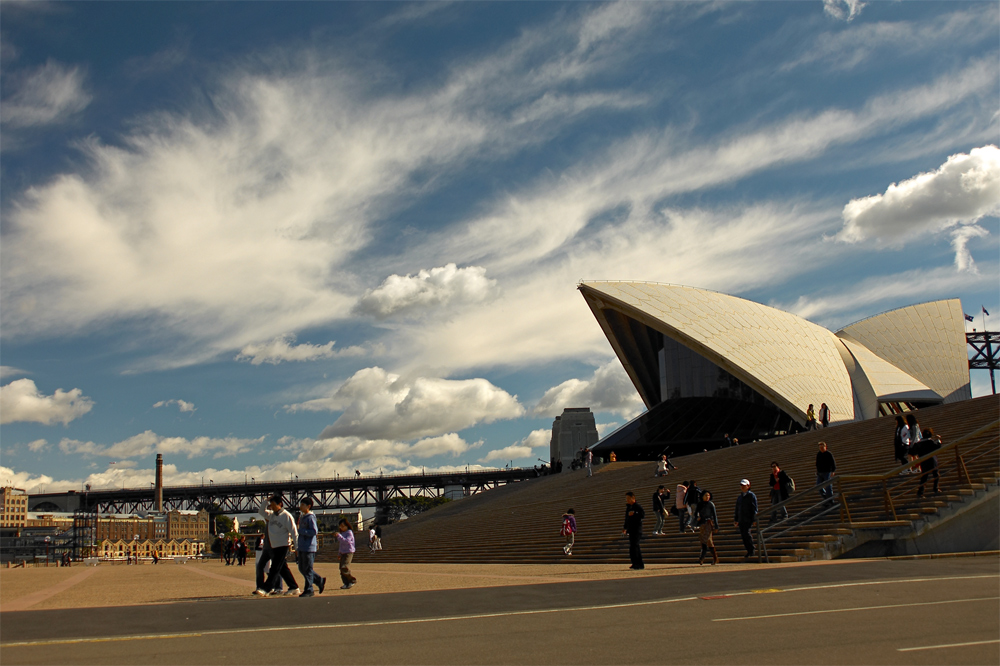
[155,454,164,513]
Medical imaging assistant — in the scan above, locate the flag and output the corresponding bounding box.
[965,314,974,322]
[983,306,990,316]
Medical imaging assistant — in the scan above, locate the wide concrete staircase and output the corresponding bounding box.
[318,396,999,565]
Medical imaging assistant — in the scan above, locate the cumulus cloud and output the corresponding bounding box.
[287,367,524,441]
[153,399,197,413]
[534,361,644,419]
[0,378,94,425]
[479,429,550,463]
[282,432,478,464]
[235,334,366,365]
[353,264,499,319]
[59,430,262,460]
[823,0,866,21]
[1,60,91,128]
[836,145,1000,245]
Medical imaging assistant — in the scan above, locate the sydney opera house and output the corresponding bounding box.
[580,281,972,459]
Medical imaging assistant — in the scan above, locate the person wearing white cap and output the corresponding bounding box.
[733,479,758,561]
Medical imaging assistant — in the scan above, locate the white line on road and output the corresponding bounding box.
[713,596,999,622]
[898,639,1000,652]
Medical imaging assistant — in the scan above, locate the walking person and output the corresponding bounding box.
[585,448,593,477]
[893,416,909,467]
[904,413,922,474]
[655,456,668,477]
[255,494,300,596]
[805,404,817,431]
[622,491,645,570]
[296,497,325,597]
[374,523,383,551]
[684,480,702,533]
[768,462,792,523]
[818,403,831,428]
[369,525,377,554]
[254,534,284,595]
[696,490,719,565]
[816,442,836,501]
[561,508,577,556]
[911,428,942,497]
[675,480,689,533]
[733,479,758,560]
[651,485,668,535]
[336,518,357,589]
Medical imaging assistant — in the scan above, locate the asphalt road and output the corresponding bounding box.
[2,557,998,665]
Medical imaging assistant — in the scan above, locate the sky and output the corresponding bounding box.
[1,0,998,495]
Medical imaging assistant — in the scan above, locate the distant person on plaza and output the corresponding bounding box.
[296,497,325,597]
[816,442,836,500]
[652,485,669,535]
[684,480,702,533]
[336,518,357,589]
[369,525,377,554]
[911,428,942,497]
[256,494,300,596]
[622,492,645,569]
[675,480,689,533]
[893,416,909,467]
[805,404,817,431]
[609,451,617,463]
[374,523,383,551]
[768,462,792,523]
[818,403,830,428]
[561,508,577,556]
[724,433,733,447]
[732,437,739,446]
[355,470,361,478]
[151,551,159,564]
[585,448,593,477]
[696,490,719,565]
[733,479,758,560]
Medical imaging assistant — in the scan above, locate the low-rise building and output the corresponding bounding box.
[1,487,29,529]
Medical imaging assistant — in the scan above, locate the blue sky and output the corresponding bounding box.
[1,0,998,493]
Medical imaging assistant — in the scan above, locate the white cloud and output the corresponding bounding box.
[353,264,499,319]
[1,60,91,128]
[59,430,262,460]
[479,428,551,463]
[951,225,991,273]
[533,361,644,419]
[596,422,619,438]
[836,145,1000,245]
[235,334,366,365]
[287,367,524,441]
[278,432,476,463]
[27,439,48,453]
[823,0,866,22]
[0,366,29,381]
[153,399,197,413]
[0,378,94,425]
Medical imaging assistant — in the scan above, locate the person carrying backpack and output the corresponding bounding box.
[561,509,577,556]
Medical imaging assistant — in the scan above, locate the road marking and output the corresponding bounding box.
[713,596,999,622]
[751,588,782,594]
[898,639,1000,652]
[0,567,100,612]
[3,573,997,647]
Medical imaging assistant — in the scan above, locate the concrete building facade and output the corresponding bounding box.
[550,408,599,470]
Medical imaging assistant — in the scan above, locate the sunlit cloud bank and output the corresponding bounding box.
[353,264,499,319]
[534,361,644,420]
[58,431,262,460]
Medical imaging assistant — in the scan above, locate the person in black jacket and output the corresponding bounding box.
[768,462,792,523]
[815,442,836,500]
[684,480,701,533]
[622,491,645,570]
[651,486,669,535]
[733,479,758,560]
[911,428,942,497]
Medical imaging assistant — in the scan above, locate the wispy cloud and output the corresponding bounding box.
[153,398,197,413]
[59,430,262,460]
[823,0,866,22]
[236,334,366,365]
[0,59,91,128]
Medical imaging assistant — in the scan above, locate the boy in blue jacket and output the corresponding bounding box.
[296,497,326,597]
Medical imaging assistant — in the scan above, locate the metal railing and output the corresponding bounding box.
[755,419,999,563]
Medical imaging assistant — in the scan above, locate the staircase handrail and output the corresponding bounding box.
[754,418,998,562]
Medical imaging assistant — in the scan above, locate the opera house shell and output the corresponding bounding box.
[579,281,972,459]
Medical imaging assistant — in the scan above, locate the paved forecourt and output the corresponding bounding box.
[1,556,997,665]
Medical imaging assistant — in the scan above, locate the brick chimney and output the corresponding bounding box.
[155,454,164,513]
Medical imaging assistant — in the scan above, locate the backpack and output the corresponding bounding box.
[560,516,573,536]
[788,476,796,492]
